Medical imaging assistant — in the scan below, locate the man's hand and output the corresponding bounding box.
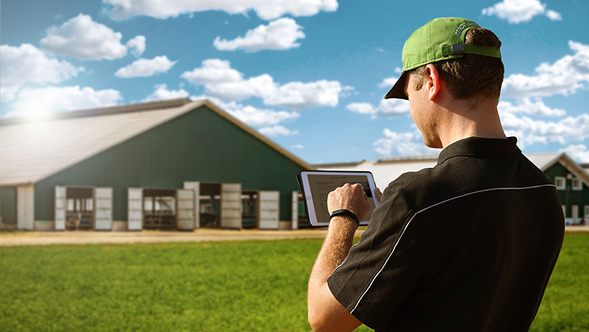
[327,183,372,222]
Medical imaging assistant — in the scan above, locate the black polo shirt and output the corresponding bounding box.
[327,137,564,331]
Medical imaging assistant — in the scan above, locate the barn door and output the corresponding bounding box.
[128,188,143,230]
[291,191,299,230]
[17,186,34,230]
[183,182,200,228]
[259,191,280,229]
[94,187,113,230]
[220,183,242,229]
[176,189,195,230]
[55,186,66,230]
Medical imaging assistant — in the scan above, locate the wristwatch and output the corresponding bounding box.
[329,209,360,225]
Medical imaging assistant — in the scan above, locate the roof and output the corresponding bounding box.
[317,152,589,189]
[317,157,438,189]
[0,98,313,186]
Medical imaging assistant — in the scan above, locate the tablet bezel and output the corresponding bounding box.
[298,170,378,226]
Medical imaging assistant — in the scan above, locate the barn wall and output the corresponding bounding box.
[1,186,17,225]
[544,162,589,219]
[35,105,307,222]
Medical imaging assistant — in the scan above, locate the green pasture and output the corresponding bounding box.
[0,233,587,332]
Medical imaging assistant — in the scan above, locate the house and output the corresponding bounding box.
[0,98,313,231]
[317,152,589,225]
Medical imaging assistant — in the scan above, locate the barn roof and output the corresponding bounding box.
[316,151,589,189]
[0,98,313,186]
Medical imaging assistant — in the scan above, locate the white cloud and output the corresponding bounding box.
[561,144,589,164]
[40,14,145,60]
[378,77,398,89]
[7,86,122,117]
[259,125,298,137]
[502,41,589,98]
[214,18,305,52]
[227,105,299,126]
[181,59,344,110]
[142,84,189,102]
[373,128,437,156]
[204,74,277,101]
[347,99,410,119]
[292,144,305,149]
[378,68,402,88]
[207,99,299,127]
[0,44,83,102]
[501,112,589,147]
[498,98,566,117]
[482,0,562,24]
[126,35,146,57]
[103,0,338,21]
[263,80,342,110]
[180,59,243,84]
[545,9,562,21]
[114,56,177,78]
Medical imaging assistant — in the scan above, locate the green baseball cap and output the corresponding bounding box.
[384,17,501,100]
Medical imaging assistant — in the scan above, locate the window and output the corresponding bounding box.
[585,206,589,218]
[555,177,566,190]
[572,178,582,190]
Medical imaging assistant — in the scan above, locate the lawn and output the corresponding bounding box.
[0,233,587,331]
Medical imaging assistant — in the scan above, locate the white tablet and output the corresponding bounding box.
[297,170,379,226]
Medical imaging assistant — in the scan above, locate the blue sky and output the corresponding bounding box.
[1,0,588,164]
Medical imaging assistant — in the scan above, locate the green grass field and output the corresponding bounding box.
[0,233,587,331]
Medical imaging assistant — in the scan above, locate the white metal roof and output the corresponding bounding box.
[0,98,313,186]
[318,151,589,189]
[318,158,438,189]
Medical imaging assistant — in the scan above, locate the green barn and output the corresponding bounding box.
[0,98,313,231]
[318,152,589,226]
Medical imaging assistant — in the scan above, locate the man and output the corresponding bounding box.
[308,17,564,332]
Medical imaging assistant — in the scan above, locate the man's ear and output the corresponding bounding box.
[424,64,441,101]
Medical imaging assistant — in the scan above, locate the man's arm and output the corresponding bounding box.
[307,184,375,332]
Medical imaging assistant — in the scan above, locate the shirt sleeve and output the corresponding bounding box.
[327,184,432,330]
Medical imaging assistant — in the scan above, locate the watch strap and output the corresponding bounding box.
[329,209,360,225]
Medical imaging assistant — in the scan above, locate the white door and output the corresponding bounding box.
[572,205,580,224]
[17,186,34,230]
[183,182,200,228]
[55,186,66,230]
[259,191,280,229]
[176,189,195,230]
[221,183,242,229]
[94,187,113,230]
[291,191,300,230]
[128,188,143,230]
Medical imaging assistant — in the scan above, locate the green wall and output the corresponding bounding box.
[35,105,309,222]
[544,162,589,220]
[1,186,17,225]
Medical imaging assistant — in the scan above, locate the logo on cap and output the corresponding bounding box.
[455,22,478,36]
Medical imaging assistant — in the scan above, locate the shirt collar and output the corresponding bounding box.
[437,137,520,165]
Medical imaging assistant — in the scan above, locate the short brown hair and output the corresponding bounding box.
[411,28,504,100]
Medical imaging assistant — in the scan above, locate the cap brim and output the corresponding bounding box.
[384,71,408,100]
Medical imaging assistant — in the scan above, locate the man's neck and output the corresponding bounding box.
[436,97,506,148]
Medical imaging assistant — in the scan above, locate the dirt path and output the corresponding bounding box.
[0,229,338,246]
[0,226,586,247]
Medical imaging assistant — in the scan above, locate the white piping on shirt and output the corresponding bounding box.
[348,183,557,314]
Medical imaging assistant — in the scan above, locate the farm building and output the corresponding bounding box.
[317,152,589,226]
[0,98,313,231]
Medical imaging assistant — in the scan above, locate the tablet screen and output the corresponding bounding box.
[298,171,378,226]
